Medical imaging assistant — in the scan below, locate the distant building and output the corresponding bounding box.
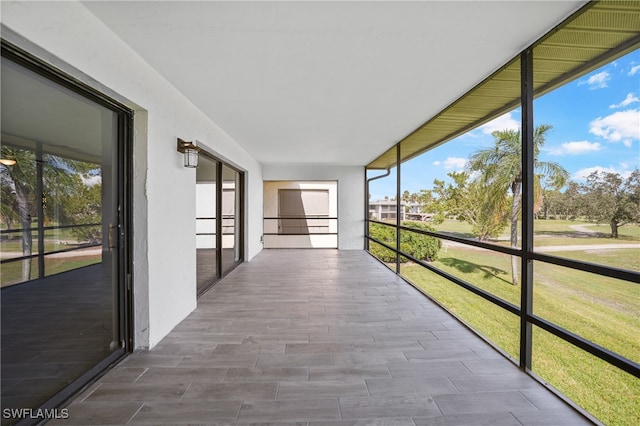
[369,200,432,222]
[369,200,405,221]
[405,202,432,222]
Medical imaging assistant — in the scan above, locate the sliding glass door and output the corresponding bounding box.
[196,157,218,294]
[196,154,243,295]
[221,164,241,275]
[1,43,131,418]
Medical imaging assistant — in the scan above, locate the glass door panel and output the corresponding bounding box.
[1,53,126,414]
[221,165,240,275]
[196,156,219,294]
[195,157,242,296]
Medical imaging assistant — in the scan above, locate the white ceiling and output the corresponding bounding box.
[83,1,586,166]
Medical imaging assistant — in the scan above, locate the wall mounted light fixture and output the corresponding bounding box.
[177,138,200,168]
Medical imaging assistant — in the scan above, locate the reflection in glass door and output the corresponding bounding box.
[0,45,130,417]
[196,157,218,294]
[221,165,241,275]
[196,155,243,295]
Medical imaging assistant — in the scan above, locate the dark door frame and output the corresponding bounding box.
[196,150,244,297]
[1,39,134,417]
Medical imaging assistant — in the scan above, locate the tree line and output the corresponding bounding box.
[542,170,640,238]
[400,125,639,285]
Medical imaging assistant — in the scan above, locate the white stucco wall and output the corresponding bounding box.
[263,165,365,250]
[1,1,263,348]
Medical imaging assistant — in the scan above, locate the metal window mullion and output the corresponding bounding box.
[216,161,223,279]
[365,170,369,251]
[395,144,401,273]
[121,111,134,351]
[36,143,45,278]
[520,50,535,371]
[239,171,245,264]
[365,168,392,251]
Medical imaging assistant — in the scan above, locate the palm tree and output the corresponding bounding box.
[1,147,37,281]
[1,145,96,282]
[467,124,568,285]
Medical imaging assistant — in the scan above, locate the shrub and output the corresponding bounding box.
[369,221,442,263]
[369,241,397,263]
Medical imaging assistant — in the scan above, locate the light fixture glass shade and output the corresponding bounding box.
[184,148,199,168]
[0,158,17,166]
[177,138,200,168]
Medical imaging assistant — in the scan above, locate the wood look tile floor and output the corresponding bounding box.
[56,249,592,425]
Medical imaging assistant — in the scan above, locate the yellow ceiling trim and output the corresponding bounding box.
[367,0,640,170]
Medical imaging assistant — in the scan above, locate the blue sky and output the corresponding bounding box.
[370,49,640,201]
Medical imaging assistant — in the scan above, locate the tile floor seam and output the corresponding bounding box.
[384,363,393,379]
[430,392,446,419]
[126,401,145,425]
[132,367,149,383]
[460,360,475,375]
[446,375,462,393]
[222,368,232,382]
[510,411,527,426]
[178,382,192,402]
[416,332,436,349]
[516,388,548,412]
[233,399,242,425]
[77,382,102,403]
[363,377,372,397]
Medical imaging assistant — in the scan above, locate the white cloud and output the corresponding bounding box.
[81,175,101,186]
[629,65,640,76]
[549,141,602,156]
[589,109,639,147]
[609,92,639,109]
[442,157,467,170]
[578,71,611,89]
[432,161,441,166]
[480,112,520,135]
[573,166,632,181]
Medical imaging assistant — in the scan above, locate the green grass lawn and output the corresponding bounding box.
[428,219,480,239]
[408,218,640,270]
[1,226,100,253]
[589,223,640,240]
[1,240,71,253]
[1,256,101,287]
[396,244,639,426]
[533,221,640,247]
[426,218,640,241]
[373,219,639,425]
[435,245,520,304]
